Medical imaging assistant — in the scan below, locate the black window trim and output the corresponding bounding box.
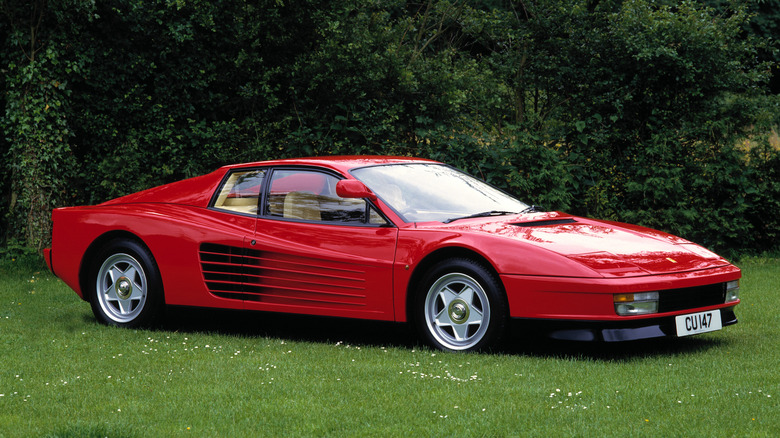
[210,165,395,227]
[262,166,394,228]
[208,166,269,218]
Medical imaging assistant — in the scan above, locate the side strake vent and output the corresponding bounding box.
[512,218,577,227]
[199,243,367,308]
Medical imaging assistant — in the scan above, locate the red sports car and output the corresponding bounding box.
[44,156,741,351]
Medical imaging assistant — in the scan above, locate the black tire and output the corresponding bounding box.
[89,238,164,328]
[414,258,508,352]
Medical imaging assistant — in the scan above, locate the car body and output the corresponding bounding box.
[44,156,741,351]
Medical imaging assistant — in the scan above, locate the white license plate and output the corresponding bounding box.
[675,310,722,337]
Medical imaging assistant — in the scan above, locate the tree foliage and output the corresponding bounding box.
[1,0,778,255]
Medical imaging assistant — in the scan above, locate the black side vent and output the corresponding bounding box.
[512,219,577,227]
[198,242,368,307]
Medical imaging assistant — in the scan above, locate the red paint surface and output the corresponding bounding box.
[47,157,741,326]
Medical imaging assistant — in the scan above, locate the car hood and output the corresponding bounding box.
[438,212,731,277]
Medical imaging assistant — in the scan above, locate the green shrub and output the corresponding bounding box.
[1,0,778,255]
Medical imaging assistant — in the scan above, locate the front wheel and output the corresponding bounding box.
[89,239,164,328]
[415,258,508,352]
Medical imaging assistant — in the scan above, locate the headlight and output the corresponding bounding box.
[614,292,659,316]
[725,280,740,303]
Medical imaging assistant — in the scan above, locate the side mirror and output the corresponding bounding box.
[336,180,377,201]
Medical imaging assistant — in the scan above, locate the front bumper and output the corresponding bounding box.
[511,307,738,342]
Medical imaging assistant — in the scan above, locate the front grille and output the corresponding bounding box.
[658,283,726,313]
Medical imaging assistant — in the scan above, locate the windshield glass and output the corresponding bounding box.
[351,163,529,223]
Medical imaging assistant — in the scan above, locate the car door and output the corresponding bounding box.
[244,167,399,320]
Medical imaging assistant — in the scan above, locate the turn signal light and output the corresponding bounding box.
[614,292,659,316]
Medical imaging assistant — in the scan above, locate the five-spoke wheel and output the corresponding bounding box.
[90,239,163,327]
[416,258,507,352]
[95,253,148,323]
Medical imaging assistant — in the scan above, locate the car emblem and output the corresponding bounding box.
[666,257,678,263]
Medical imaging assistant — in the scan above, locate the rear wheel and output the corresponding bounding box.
[415,258,507,352]
[89,239,164,328]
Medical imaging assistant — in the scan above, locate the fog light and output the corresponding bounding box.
[614,292,659,316]
[725,280,740,303]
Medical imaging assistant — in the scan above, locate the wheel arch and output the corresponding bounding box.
[405,246,505,323]
[78,230,160,304]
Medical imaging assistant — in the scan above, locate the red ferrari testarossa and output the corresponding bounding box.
[44,156,740,351]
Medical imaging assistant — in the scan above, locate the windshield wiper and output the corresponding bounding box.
[443,210,518,224]
[520,205,544,214]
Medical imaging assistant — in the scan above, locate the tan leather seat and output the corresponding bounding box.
[283,191,321,221]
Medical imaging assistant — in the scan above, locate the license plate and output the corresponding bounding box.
[675,310,722,337]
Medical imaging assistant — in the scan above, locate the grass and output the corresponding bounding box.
[1,255,778,437]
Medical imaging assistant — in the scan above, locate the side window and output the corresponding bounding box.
[212,169,266,215]
[266,169,387,225]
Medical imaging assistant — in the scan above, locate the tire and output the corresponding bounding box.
[89,239,164,328]
[415,258,508,352]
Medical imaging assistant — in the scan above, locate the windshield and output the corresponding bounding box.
[351,163,529,223]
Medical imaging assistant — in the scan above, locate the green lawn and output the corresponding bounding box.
[1,256,778,437]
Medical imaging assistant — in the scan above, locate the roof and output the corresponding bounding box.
[223,155,438,174]
[100,156,439,208]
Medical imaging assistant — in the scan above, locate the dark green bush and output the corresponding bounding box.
[1,0,778,255]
